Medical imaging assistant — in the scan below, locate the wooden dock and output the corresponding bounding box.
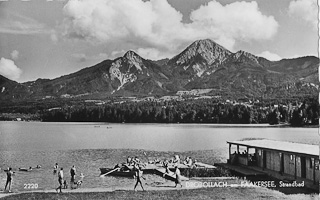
[143,162,215,170]
[215,163,266,177]
[194,162,216,169]
[154,168,189,182]
[142,162,215,181]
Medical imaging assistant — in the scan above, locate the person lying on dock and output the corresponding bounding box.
[148,158,161,164]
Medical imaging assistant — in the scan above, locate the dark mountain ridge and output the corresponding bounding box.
[0,39,318,100]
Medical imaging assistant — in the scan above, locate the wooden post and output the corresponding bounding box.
[229,143,231,163]
[313,158,316,184]
[246,146,249,166]
[294,155,297,179]
[237,145,239,154]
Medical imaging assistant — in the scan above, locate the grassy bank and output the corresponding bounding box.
[1,187,319,200]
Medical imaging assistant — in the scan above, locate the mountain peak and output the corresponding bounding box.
[124,50,141,60]
[170,39,232,67]
[233,50,259,64]
[193,38,220,48]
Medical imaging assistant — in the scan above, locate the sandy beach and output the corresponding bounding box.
[0,180,318,200]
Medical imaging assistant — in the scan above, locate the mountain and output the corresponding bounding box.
[168,39,232,77]
[0,75,30,100]
[0,39,318,101]
[6,51,174,100]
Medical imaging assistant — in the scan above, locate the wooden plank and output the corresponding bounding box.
[143,163,190,170]
[215,163,265,176]
[195,162,216,169]
[155,168,189,181]
[100,168,119,177]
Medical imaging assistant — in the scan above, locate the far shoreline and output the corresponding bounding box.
[1,120,318,128]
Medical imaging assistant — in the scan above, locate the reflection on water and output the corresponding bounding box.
[0,121,318,192]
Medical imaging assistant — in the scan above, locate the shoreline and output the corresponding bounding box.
[1,183,318,200]
[2,120,318,128]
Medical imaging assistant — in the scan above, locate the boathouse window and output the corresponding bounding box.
[289,155,294,164]
[310,158,313,169]
[315,159,319,170]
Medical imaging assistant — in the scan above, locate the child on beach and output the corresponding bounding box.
[53,163,58,175]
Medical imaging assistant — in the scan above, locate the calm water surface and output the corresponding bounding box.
[0,121,318,191]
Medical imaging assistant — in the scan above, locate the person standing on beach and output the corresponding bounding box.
[174,166,182,188]
[53,163,58,175]
[56,168,64,193]
[4,168,14,192]
[133,165,145,191]
[70,165,76,183]
[70,165,76,189]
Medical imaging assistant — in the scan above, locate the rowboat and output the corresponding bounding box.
[99,168,135,177]
[19,167,32,172]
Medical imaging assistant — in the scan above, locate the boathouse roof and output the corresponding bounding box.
[227,139,319,157]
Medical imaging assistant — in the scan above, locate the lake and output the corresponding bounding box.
[0,121,318,192]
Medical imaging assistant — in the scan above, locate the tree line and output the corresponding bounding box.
[41,98,319,126]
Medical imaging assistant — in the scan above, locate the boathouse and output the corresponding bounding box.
[226,139,319,187]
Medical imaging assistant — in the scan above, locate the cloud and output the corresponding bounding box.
[62,0,278,58]
[10,50,19,60]
[288,0,317,29]
[0,12,51,35]
[136,48,173,60]
[189,1,278,46]
[111,50,126,58]
[50,30,59,43]
[257,51,282,61]
[72,53,87,62]
[71,53,109,62]
[0,58,22,80]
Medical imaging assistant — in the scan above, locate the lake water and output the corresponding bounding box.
[0,121,318,192]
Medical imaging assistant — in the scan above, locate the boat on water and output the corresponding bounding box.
[19,167,33,172]
[99,168,135,177]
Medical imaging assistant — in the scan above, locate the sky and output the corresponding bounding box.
[0,0,318,83]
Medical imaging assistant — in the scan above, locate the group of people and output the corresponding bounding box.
[54,163,83,193]
[126,156,143,166]
[117,155,186,190]
[169,155,196,167]
[3,155,191,193]
[2,163,82,193]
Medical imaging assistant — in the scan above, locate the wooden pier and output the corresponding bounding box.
[154,168,189,181]
[142,162,215,181]
[215,163,266,177]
